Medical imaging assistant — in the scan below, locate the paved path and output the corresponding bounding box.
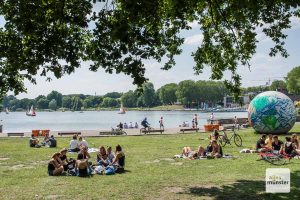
[0,127,206,137]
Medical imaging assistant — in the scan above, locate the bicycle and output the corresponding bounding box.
[259,149,292,165]
[140,126,152,134]
[218,127,242,147]
[111,128,127,135]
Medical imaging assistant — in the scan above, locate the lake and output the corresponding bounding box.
[0,111,248,132]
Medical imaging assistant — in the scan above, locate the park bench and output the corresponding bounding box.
[99,130,127,136]
[140,128,164,134]
[58,132,81,136]
[7,132,25,137]
[180,128,199,133]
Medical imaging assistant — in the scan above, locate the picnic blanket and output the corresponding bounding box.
[68,148,99,154]
[174,154,235,159]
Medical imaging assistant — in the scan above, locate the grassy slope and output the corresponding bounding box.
[0,126,300,200]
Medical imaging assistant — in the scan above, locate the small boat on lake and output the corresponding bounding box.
[26,105,36,116]
[118,104,126,114]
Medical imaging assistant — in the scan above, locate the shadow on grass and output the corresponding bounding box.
[178,171,300,200]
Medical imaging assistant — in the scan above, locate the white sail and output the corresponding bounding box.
[118,104,126,114]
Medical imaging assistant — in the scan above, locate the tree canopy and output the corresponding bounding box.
[0,0,299,98]
[286,66,300,94]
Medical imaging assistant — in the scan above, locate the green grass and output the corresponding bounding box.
[0,126,300,200]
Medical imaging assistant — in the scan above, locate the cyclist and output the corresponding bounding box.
[141,118,150,130]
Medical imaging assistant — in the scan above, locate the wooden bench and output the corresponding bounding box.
[180,128,199,133]
[140,129,164,134]
[58,132,81,136]
[99,130,127,136]
[7,132,25,137]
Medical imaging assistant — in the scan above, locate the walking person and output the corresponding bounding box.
[159,117,164,130]
[193,114,198,128]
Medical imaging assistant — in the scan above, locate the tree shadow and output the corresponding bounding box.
[178,171,300,200]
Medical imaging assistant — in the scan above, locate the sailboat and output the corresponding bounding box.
[118,104,126,114]
[26,105,36,116]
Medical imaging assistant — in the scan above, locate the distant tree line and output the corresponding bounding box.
[1,80,230,111]
[2,66,299,111]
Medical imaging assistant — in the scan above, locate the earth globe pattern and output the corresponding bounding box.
[248,91,297,134]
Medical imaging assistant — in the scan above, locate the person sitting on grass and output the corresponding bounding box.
[41,134,50,146]
[283,137,298,157]
[29,134,40,148]
[59,148,69,171]
[207,140,223,158]
[107,146,115,163]
[291,133,299,149]
[48,152,64,176]
[271,135,283,154]
[97,146,108,167]
[111,144,125,173]
[69,134,80,152]
[208,129,220,141]
[265,134,273,148]
[48,135,57,148]
[79,136,89,149]
[75,153,90,177]
[256,134,268,152]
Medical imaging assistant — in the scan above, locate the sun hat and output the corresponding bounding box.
[52,152,60,158]
[60,148,68,153]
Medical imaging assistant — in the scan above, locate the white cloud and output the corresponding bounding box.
[184,34,203,45]
[290,16,300,30]
[187,21,200,29]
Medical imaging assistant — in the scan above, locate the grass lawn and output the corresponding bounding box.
[0,125,300,200]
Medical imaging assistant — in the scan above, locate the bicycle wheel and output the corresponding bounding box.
[234,134,243,147]
[264,154,286,165]
[122,131,127,135]
[217,131,227,147]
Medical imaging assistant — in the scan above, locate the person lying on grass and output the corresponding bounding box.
[48,152,64,176]
[181,146,206,159]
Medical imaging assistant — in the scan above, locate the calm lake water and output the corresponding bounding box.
[0,111,248,132]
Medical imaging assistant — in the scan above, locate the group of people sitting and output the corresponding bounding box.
[48,134,125,177]
[181,130,223,159]
[256,133,300,156]
[29,134,56,148]
[116,122,139,130]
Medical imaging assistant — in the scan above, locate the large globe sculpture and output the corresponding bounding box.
[248,91,297,134]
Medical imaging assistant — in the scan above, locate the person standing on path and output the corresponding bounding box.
[193,114,198,128]
[159,117,164,130]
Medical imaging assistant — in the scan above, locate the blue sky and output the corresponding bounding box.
[1,12,300,99]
